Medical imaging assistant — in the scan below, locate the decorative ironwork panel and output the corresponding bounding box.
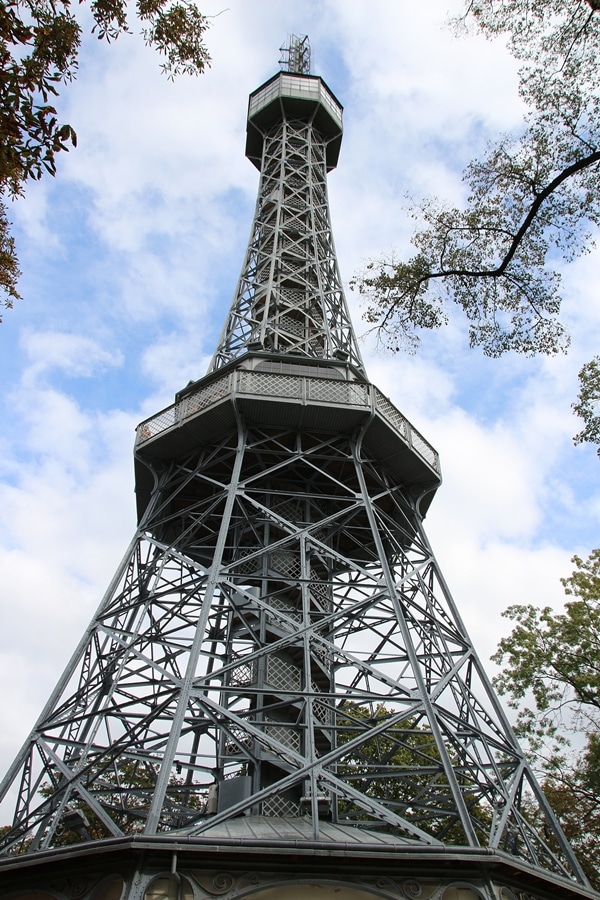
[238,371,301,399]
[266,656,302,692]
[262,796,299,818]
[137,406,177,441]
[183,374,231,417]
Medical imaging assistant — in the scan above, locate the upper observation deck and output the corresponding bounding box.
[245,72,344,171]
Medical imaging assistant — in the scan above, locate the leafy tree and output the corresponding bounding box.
[541,742,600,892]
[352,0,600,359]
[492,550,600,888]
[0,0,211,316]
[492,550,600,749]
[573,355,600,455]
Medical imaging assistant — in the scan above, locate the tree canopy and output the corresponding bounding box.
[573,355,600,456]
[352,0,600,358]
[492,550,600,888]
[0,0,211,315]
[492,550,600,746]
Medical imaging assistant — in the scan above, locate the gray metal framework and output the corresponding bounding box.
[210,67,360,373]
[279,34,311,75]
[0,45,592,899]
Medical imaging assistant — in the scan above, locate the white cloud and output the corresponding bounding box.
[20,330,123,383]
[430,537,574,669]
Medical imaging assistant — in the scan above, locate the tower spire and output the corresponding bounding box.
[0,44,596,900]
[209,49,363,373]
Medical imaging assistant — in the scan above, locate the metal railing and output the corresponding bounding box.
[136,370,440,474]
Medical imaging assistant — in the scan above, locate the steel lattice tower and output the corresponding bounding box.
[0,37,597,900]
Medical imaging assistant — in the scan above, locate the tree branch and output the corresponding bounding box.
[423,149,600,286]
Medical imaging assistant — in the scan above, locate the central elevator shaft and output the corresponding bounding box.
[218,453,335,818]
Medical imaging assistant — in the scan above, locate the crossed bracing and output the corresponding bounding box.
[0,424,582,882]
[211,118,362,370]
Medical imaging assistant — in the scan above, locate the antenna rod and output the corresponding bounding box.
[279,34,311,74]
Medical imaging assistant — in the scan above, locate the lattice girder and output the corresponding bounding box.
[211,113,363,372]
[0,417,586,884]
[0,56,593,900]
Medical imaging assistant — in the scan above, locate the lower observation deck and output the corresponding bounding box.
[134,358,441,520]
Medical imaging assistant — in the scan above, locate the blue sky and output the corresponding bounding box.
[1,0,599,780]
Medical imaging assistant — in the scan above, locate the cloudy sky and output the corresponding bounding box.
[1,0,599,782]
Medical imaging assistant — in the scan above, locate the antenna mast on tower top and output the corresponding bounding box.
[279,33,311,74]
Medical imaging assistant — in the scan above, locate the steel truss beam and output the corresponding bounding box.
[0,63,591,898]
[0,421,587,884]
[210,112,363,373]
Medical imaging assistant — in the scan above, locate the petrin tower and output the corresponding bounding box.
[0,38,596,900]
